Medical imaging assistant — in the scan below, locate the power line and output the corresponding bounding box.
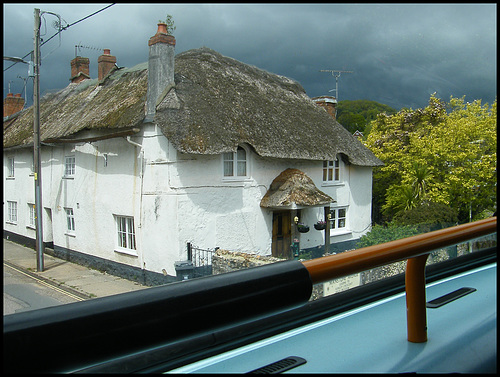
[4,3,116,72]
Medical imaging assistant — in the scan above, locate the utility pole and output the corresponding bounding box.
[33,8,44,272]
[319,69,353,101]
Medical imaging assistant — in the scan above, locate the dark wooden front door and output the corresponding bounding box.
[272,211,291,259]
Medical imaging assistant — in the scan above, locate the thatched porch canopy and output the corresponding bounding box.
[260,168,335,209]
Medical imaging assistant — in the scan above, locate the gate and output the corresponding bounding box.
[187,242,215,278]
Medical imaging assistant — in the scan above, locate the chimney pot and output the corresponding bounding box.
[157,23,168,34]
[7,93,14,97]
[103,48,111,55]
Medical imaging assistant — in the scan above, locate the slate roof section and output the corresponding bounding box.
[3,47,383,167]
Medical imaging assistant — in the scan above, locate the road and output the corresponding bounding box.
[3,262,85,316]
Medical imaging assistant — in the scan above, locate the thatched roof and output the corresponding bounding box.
[3,47,383,167]
[3,64,148,148]
[260,168,335,209]
[155,48,383,166]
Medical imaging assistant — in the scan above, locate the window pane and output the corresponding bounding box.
[8,157,14,177]
[236,147,246,176]
[237,161,246,176]
[236,147,246,160]
[224,161,233,176]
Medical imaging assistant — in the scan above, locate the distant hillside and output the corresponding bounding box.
[336,100,397,135]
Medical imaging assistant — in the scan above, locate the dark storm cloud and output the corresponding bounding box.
[3,3,496,111]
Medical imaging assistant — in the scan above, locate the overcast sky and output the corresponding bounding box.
[3,3,497,111]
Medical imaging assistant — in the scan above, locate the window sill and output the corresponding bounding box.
[114,248,138,257]
[222,176,252,182]
[65,232,76,238]
[62,176,74,180]
[6,177,15,180]
[6,221,17,225]
[329,229,352,237]
[26,225,36,230]
[322,181,345,187]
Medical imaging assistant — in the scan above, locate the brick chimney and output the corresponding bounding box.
[70,56,90,84]
[312,96,337,120]
[3,93,25,117]
[146,22,176,118]
[98,49,117,81]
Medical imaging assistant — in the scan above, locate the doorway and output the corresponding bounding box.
[272,211,291,259]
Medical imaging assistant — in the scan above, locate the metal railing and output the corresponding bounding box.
[187,242,214,277]
[301,216,497,343]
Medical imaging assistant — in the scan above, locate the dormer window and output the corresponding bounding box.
[223,146,247,178]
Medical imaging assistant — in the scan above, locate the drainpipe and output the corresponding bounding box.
[126,136,145,276]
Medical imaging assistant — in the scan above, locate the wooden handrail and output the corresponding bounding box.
[302,217,496,284]
[302,217,497,342]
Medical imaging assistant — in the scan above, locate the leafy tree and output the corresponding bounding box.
[356,223,422,248]
[336,100,397,135]
[392,202,459,232]
[364,94,496,224]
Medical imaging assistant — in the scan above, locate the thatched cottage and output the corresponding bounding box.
[3,23,382,284]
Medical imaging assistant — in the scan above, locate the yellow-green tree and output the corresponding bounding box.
[365,94,496,224]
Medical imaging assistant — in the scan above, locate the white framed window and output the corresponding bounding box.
[64,155,75,177]
[64,207,75,234]
[330,207,347,231]
[7,201,18,224]
[115,215,136,251]
[223,146,248,178]
[323,157,341,183]
[7,157,15,177]
[28,203,36,228]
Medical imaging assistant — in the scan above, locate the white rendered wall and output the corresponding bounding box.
[4,130,374,278]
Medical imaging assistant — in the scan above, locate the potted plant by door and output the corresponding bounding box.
[314,220,327,230]
[297,223,310,233]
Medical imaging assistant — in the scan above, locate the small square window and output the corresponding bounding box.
[115,215,136,250]
[330,207,347,230]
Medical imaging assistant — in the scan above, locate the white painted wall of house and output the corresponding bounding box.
[4,127,373,277]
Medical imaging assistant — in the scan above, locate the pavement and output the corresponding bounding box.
[3,238,147,300]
